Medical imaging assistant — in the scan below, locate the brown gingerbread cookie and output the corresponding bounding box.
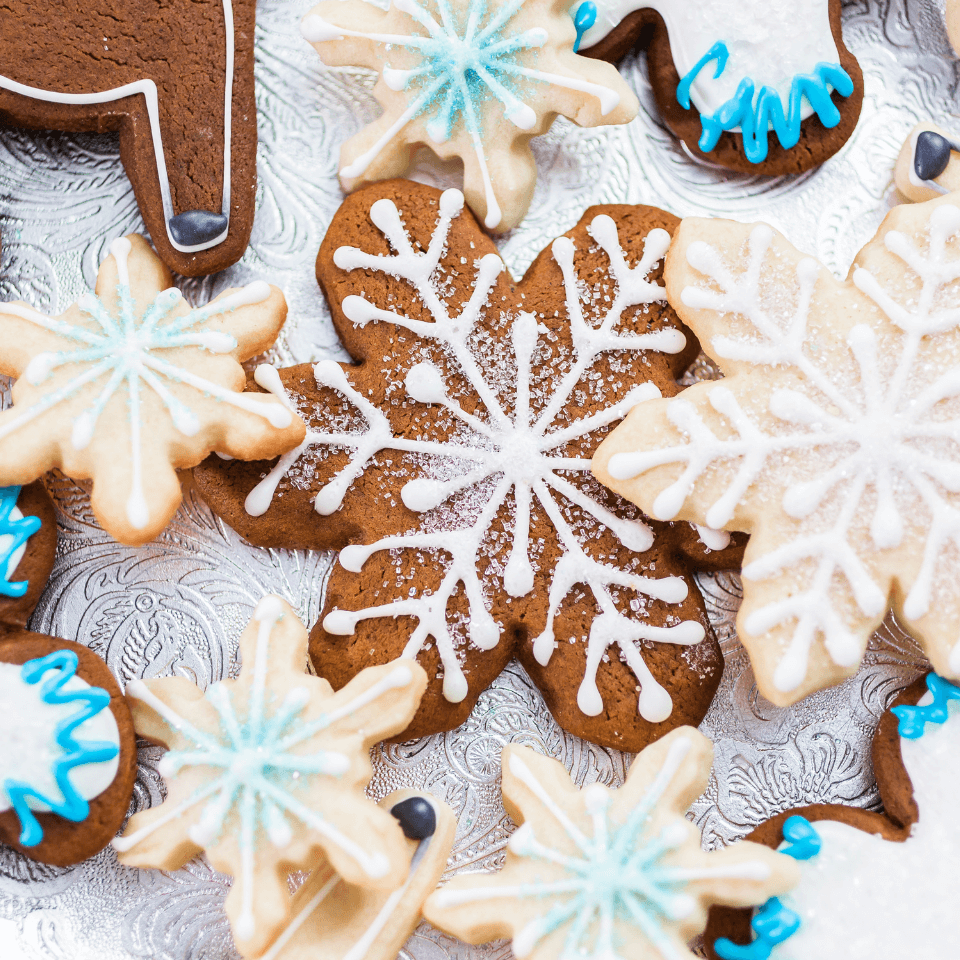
[0,481,137,866]
[574,0,863,174]
[0,0,257,276]
[195,178,746,752]
[704,673,958,959]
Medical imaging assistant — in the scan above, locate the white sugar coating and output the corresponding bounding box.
[770,700,960,959]
[0,661,120,814]
[252,190,710,721]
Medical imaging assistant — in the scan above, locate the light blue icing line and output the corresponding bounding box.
[572,1,597,53]
[0,485,41,598]
[713,816,820,960]
[892,673,960,739]
[676,40,854,163]
[4,650,119,847]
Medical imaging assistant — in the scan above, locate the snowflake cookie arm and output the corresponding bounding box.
[302,0,638,231]
[114,596,426,957]
[425,734,797,960]
[0,236,305,546]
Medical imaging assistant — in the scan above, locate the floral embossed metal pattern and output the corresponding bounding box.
[0,0,947,956]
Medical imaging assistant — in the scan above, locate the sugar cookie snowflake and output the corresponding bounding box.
[301,0,638,231]
[113,595,427,958]
[0,235,304,545]
[194,182,734,752]
[595,196,960,705]
[425,731,797,960]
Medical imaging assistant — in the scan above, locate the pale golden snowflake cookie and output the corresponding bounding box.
[113,595,427,958]
[0,235,305,545]
[594,195,960,705]
[424,730,797,960]
[300,0,639,231]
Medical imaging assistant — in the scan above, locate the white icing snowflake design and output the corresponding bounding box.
[300,0,637,230]
[113,595,425,956]
[234,186,716,733]
[425,733,796,960]
[596,197,960,704]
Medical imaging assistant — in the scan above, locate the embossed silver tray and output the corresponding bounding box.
[0,1,948,956]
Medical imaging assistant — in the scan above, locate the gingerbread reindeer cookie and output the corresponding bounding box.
[0,234,305,546]
[0,481,137,866]
[195,179,746,752]
[595,194,960,706]
[300,0,638,232]
[705,673,960,959]
[573,0,863,175]
[0,0,258,275]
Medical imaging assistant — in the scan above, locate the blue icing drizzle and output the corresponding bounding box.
[572,1,597,53]
[676,41,854,163]
[714,816,820,960]
[4,651,119,846]
[892,673,960,739]
[0,485,41,598]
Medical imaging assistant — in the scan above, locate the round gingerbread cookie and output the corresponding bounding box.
[195,178,748,753]
[575,0,864,175]
[705,673,959,959]
[0,0,258,276]
[0,481,137,867]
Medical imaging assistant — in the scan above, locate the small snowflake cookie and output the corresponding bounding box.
[594,194,960,705]
[113,594,428,958]
[299,0,638,232]
[423,728,798,960]
[0,481,137,866]
[261,791,455,960]
[0,235,305,546]
[571,0,862,175]
[195,179,747,752]
[705,672,960,959]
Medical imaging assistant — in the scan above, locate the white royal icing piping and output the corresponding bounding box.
[0,0,235,253]
[607,205,960,693]
[113,596,416,943]
[250,187,705,722]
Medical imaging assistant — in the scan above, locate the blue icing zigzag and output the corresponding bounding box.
[714,816,821,960]
[892,673,960,739]
[572,1,597,52]
[0,485,41,598]
[4,650,119,846]
[676,41,854,164]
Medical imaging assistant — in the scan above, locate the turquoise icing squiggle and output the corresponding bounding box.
[676,41,854,163]
[893,674,960,739]
[0,485,41,598]
[4,650,118,846]
[714,816,821,960]
[572,1,597,53]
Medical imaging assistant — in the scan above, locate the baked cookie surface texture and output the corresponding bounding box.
[0,0,258,276]
[0,235,305,546]
[113,595,427,958]
[424,729,798,960]
[195,179,746,752]
[574,0,863,174]
[300,0,639,231]
[594,194,960,705]
[706,674,960,960]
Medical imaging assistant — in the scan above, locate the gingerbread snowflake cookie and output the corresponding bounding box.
[594,195,960,705]
[0,235,305,546]
[300,0,638,232]
[113,595,428,958]
[573,0,862,175]
[0,481,137,866]
[195,179,745,752]
[706,673,960,959]
[424,729,798,960]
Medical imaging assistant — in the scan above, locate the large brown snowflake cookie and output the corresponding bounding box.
[194,179,744,751]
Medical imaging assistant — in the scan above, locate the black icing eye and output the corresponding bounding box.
[390,796,436,840]
[914,131,957,182]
